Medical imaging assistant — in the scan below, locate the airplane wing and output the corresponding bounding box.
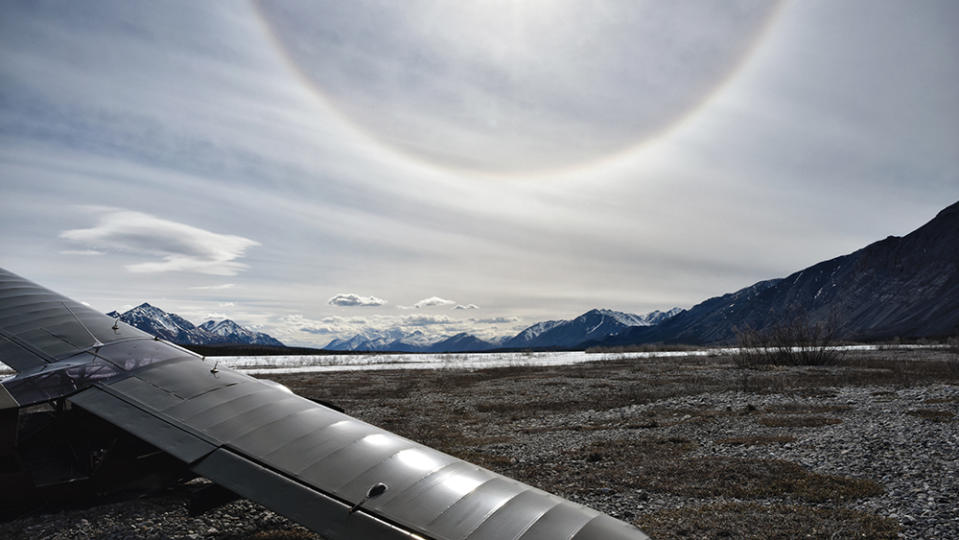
[0,268,649,540]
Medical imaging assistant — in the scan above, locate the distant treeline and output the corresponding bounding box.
[183,344,347,356]
[182,343,585,356]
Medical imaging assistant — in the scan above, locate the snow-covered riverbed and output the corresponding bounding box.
[0,344,940,379]
[212,344,939,375]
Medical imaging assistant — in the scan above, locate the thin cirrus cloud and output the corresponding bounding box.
[60,210,260,276]
[328,293,387,307]
[58,249,105,256]
[189,283,236,290]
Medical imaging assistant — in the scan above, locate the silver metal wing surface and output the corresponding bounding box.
[0,268,649,540]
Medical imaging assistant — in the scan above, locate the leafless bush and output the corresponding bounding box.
[734,309,844,367]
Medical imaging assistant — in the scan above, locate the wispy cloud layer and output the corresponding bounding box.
[60,210,259,276]
[328,293,387,307]
[3,1,956,348]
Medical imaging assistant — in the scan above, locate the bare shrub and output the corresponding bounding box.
[734,308,845,367]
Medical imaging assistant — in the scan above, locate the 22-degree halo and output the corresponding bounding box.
[256,0,782,176]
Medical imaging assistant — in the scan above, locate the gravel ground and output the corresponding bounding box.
[1,350,956,539]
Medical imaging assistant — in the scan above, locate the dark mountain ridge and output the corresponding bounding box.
[596,201,959,347]
[425,333,496,353]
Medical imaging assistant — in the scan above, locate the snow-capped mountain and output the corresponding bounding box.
[325,328,408,351]
[324,307,682,352]
[503,320,564,347]
[325,327,501,352]
[325,328,448,352]
[425,333,495,353]
[108,303,284,346]
[198,319,284,347]
[501,308,683,349]
[107,303,204,344]
[639,308,685,326]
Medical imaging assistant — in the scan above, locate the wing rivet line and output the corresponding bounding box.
[349,482,389,514]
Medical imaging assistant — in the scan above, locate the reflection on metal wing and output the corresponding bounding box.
[0,268,649,539]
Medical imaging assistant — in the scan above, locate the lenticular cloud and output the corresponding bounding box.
[60,210,259,276]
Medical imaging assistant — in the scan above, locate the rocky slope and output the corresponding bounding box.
[598,201,959,346]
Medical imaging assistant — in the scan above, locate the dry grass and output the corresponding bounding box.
[757,415,843,428]
[906,409,956,422]
[222,527,321,540]
[507,437,881,502]
[636,502,900,540]
[737,350,959,393]
[763,402,851,414]
[716,435,796,445]
[924,397,959,404]
[639,457,881,502]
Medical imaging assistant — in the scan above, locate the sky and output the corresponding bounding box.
[1,0,957,347]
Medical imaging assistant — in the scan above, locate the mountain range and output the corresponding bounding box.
[107,303,284,347]
[114,201,958,352]
[323,307,684,353]
[327,201,957,351]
